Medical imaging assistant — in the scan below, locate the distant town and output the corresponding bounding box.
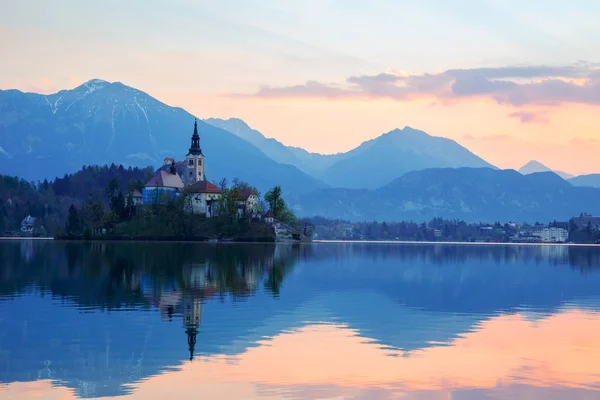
[302,213,600,244]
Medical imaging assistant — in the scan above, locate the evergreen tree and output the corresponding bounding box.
[66,205,81,236]
[264,186,285,219]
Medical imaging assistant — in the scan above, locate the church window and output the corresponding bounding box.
[189,159,194,166]
[189,171,193,176]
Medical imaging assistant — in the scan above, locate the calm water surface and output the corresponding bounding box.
[1,241,600,399]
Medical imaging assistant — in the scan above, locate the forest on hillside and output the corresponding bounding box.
[0,164,152,235]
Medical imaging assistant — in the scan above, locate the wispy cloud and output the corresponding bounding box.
[240,64,600,107]
[509,111,550,124]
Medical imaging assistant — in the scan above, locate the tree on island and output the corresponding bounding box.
[66,204,81,236]
[265,186,284,219]
[265,186,297,226]
[82,193,105,233]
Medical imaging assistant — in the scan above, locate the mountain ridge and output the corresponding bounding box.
[206,118,497,189]
[294,167,600,222]
[0,79,323,197]
[569,174,600,188]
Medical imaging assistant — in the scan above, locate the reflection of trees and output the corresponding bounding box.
[0,241,301,308]
[309,243,600,271]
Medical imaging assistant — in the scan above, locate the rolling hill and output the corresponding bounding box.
[569,174,600,188]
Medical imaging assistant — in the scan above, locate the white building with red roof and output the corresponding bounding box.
[235,188,260,218]
[187,180,222,217]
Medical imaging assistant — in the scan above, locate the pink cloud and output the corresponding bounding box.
[509,111,550,124]
[240,64,600,107]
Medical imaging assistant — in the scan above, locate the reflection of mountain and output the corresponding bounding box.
[1,242,600,398]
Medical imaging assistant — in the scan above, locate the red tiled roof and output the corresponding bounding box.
[264,210,274,217]
[145,170,185,189]
[236,188,256,201]
[133,189,143,198]
[188,180,222,194]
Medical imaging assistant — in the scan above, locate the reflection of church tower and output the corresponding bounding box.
[185,119,205,185]
[182,295,202,361]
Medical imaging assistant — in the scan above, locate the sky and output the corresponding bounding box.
[1,0,599,174]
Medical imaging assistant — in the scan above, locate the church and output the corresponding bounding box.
[142,120,257,218]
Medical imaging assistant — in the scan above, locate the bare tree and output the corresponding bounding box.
[218,178,228,191]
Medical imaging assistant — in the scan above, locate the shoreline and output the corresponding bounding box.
[1,236,599,246]
[313,239,600,247]
[0,236,54,240]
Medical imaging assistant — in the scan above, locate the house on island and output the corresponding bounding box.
[264,210,274,224]
[236,188,260,218]
[188,180,222,217]
[142,163,185,205]
[132,190,143,206]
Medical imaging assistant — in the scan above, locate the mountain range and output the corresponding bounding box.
[1,79,599,222]
[205,118,495,189]
[0,80,323,197]
[294,168,600,222]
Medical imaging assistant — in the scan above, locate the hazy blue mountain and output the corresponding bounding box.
[519,160,574,180]
[205,120,496,190]
[569,174,600,188]
[318,127,493,189]
[294,168,600,222]
[0,80,322,196]
[204,117,343,176]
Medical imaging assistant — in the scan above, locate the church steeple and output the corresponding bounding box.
[185,119,205,185]
[188,119,202,156]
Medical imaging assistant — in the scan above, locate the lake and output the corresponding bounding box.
[1,241,600,399]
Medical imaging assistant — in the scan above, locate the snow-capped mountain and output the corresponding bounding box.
[0,79,323,196]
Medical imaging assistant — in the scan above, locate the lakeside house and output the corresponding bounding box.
[20,215,36,234]
[264,210,275,224]
[541,227,569,243]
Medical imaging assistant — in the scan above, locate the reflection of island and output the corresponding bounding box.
[0,242,301,398]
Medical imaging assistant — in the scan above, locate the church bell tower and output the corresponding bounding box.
[185,119,205,185]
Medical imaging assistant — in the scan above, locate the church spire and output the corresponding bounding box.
[188,119,202,156]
